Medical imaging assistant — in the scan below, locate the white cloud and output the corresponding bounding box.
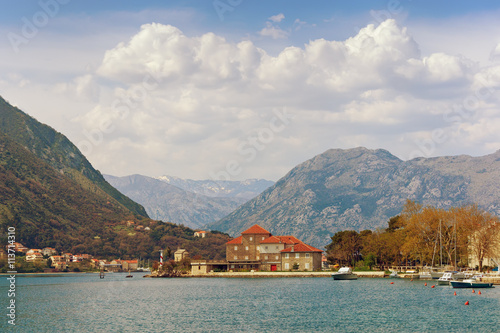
[269,13,285,23]
[259,22,289,39]
[5,17,500,181]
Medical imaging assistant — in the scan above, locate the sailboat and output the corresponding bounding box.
[126,270,133,278]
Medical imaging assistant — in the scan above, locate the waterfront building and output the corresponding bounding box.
[174,249,190,262]
[226,225,322,271]
[191,224,322,273]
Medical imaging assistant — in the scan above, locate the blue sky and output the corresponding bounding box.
[1,1,500,180]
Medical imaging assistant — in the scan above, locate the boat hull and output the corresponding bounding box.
[450,281,493,288]
[332,273,357,280]
[437,280,450,285]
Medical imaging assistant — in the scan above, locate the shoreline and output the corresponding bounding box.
[149,271,387,278]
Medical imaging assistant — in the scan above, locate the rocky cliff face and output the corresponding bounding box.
[207,147,500,248]
[105,174,273,229]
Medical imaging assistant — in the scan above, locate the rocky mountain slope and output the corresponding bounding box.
[0,96,148,217]
[207,147,500,249]
[105,174,273,228]
[156,176,274,200]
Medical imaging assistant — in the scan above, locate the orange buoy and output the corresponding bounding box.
[411,278,413,281]
[424,282,427,286]
[390,282,394,284]
[465,301,469,305]
[472,289,475,293]
[454,291,457,296]
[431,285,435,288]
[478,291,482,295]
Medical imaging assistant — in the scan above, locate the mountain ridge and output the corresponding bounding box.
[207,147,500,248]
[105,174,273,228]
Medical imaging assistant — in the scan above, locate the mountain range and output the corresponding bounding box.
[104,174,273,228]
[207,147,500,248]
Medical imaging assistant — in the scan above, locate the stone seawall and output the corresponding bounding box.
[187,271,386,278]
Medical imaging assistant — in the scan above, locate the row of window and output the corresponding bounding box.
[233,253,311,260]
[283,263,310,269]
[248,236,267,242]
[233,245,310,258]
[284,253,310,258]
[234,245,281,251]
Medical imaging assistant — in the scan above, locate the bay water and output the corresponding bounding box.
[1,273,499,332]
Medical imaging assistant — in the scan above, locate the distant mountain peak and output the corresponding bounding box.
[207,147,500,248]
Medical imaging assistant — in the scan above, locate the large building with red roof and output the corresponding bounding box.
[225,224,323,271]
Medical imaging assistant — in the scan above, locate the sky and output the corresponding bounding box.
[1,1,500,181]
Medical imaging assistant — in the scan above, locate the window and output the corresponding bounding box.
[265,246,268,250]
[256,256,259,260]
[262,237,265,240]
[245,246,249,251]
[305,253,310,258]
[285,253,289,259]
[231,264,235,268]
[295,253,300,258]
[257,246,260,251]
[249,237,253,241]
[276,246,279,250]
[265,255,269,260]
[284,263,289,270]
[234,246,238,251]
[305,263,310,269]
[245,256,249,260]
[234,256,237,260]
[276,255,279,260]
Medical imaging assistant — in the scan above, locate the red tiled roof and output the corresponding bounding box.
[124,260,138,263]
[241,224,271,235]
[277,236,302,244]
[260,236,282,243]
[226,236,243,244]
[280,243,322,253]
[261,235,302,244]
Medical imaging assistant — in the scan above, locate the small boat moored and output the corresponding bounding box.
[437,271,465,285]
[389,270,400,278]
[332,267,357,280]
[450,276,493,288]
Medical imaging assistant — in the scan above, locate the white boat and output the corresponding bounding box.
[332,267,357,280]
[389,270,400,278]
[437,271,465,285]
[450,275,494,288]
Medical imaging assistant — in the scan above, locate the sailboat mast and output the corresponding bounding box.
[439,219,443,268]
[454,219,457,270]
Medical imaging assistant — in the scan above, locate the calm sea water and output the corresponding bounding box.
[1,273,499,332]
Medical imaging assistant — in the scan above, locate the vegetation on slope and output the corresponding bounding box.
[0,96,148,217]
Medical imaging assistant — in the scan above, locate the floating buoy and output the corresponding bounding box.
[465,301,469,305]
[411,278,413,281]
[431,285,436,288]
[390,282,394,284]
[472,289,475,293]
[454,291,457,296]
[478,291,482,295]
[424,282,427,286]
